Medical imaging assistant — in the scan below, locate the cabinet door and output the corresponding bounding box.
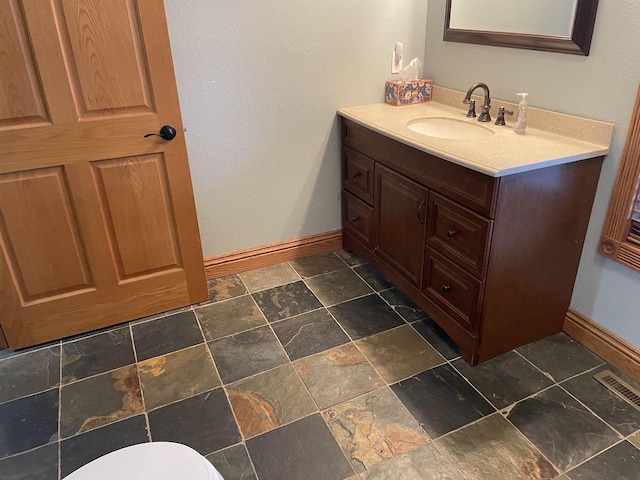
[374,164,428,286]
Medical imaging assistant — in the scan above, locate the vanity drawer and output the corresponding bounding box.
[422,247,483,333]
[427,192,493,278]
[343,146,374,205]
[343,190,373,248]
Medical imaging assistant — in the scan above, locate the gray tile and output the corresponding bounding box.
[412,317,460,360]
[138,344,221,410]
[246,414,354,480]
[206,444,257,480]
[516,333,604,382]
[272,309,350,361]
[252,281,323,323]
[131,310,203,362]
[353,264,395,291]
[562,364,640,436]
[294,343,384,409]
[206,275,247,302]
[335,249,366,266]
[567,441,640,480]
[436,414,558,480]
[60,415,149,478]
[0,346,60,404]
[195,295,266,341]
[323,387,429,473]
[208,325,288,384]
[380,288,428,322]
[60,365,143,438]
[356,325,445,384]
[0,443,58,480]
[0,341,60,362]
[238,263,300,292]
[507,386,620,471]
[452,351,554,409]
[289,252,349,278]
[361,443,463,480]
[62,327,135,384]
[391,364,494,439]
[148,388,241,456]
[329,294,405,340]
[0,389,58,458]
[227,364,317,438]
[305,268,373,306]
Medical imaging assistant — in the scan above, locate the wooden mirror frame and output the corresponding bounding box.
[600,84,640,273]
[444,0,599,56]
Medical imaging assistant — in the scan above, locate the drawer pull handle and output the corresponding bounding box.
[441,284,451,293]
[417,200,426,224]
[351,216,360,222]
[352,172,362,178]
[447,230,456,238]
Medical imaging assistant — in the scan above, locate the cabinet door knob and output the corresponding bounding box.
[417,200,426,224]
[351,216,360,222]
[447,230,456,238]
[441,284,451,292]
[352,171,361,178]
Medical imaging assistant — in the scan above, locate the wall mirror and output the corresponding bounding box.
[444,0,599,55]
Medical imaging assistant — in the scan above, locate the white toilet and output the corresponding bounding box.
[64,442,224,480]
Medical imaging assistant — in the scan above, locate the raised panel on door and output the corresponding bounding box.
[0,166,94,303]
[93,154,182,281]
[0,0,49,129]
[56,0,155,118]
[374,164,428,286]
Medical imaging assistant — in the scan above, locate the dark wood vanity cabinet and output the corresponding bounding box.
[340,118,604,365]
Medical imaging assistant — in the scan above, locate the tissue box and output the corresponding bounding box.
[385,79,432,106]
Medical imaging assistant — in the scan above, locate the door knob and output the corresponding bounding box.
[144,125,177,141]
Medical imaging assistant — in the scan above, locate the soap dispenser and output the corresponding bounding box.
[514,93,528,134]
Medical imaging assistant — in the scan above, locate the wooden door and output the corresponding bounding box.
[374,164,428,286]
[0,0,208,348]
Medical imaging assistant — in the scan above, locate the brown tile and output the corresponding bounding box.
[195,295,266,341]
[238,263,300,292]
[289,252,348,278]
[323,387,428,473]
[138,345,221,410]
[227,364,316,438]
[207,275,247,302]
[60,365,143,438]
[294,344,384,409]
[305,268,373,306]
[437,414,558,480]
[629,431,640,450]
[356,325,445,383]
[361,443,463,480]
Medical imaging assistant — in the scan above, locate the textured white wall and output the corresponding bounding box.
[164,0,427,257]
[425,0,640,347]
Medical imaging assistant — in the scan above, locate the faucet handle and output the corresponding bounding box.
[466,100,477,118]
[495,106,514,126]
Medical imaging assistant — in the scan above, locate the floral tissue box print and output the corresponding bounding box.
[385,79,432,106]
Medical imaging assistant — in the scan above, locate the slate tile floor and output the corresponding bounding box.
[1,251,640,480]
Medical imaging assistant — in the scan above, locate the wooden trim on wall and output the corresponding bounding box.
[564,308,640,383]
[204,229,343,279]
[599,82,640,273]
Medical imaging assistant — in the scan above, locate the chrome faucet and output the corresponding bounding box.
[463,83,491,122]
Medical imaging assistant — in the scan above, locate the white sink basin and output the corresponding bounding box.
[407,117,495,140]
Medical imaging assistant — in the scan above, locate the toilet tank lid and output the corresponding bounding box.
[63,442,216,480]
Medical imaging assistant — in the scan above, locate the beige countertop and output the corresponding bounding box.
[337,86,614,177]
